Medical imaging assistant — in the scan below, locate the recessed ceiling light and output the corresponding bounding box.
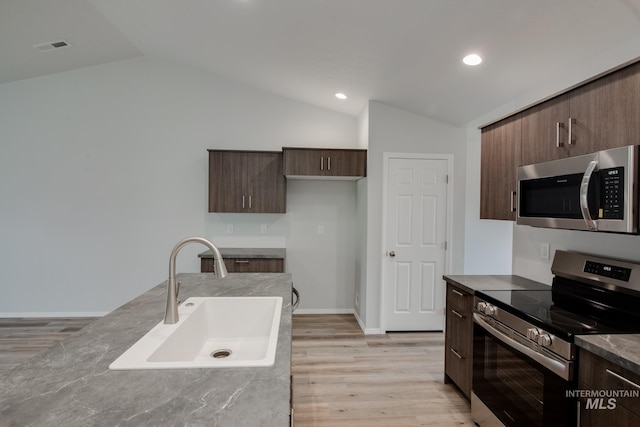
[463,54,482,66]
[335,92,348,100]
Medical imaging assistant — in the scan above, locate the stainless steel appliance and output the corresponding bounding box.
[471,250,640,427]
[517,145,638,233]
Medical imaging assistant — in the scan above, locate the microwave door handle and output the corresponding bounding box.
[580,160,598,231]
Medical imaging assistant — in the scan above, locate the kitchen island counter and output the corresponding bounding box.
[0,273,292,426]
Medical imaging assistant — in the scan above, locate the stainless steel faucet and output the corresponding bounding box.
[164,237,228,324]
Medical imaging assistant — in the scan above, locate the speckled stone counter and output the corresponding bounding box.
[443,274,550,294]
[576,334,640,376]
[0,273,292,426]
[199,248,286,259]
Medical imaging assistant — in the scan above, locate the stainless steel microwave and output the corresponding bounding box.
[517,145,639,233]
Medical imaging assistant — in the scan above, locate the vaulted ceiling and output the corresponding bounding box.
[3,0,640,126]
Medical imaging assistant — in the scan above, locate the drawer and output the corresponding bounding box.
[579,349,640,416]
[201,258,284,273]
[446,283,473,313]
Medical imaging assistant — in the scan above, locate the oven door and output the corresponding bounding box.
[472,314,575,427]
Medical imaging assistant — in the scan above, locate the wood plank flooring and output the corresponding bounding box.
[292,314,473,426]
[0,314,474,426]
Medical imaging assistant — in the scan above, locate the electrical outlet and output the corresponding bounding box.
[260,224,267,234]
[355,293,359,308]
[540,243,550,260]
[226,224,234,234]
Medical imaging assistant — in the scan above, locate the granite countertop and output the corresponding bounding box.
[0,273,293,426]
[443,274,551,294]
[576,334,640,376]
[199,248,286,259]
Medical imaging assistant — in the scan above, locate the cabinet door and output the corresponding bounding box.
[283,148,323,176]
[480,114,521,220]
[521,94,570,165]
[323,149,367,177]
[246,152,286,213]
[569,62,640,157]
[444,283,473,398]
[208,151,247,212]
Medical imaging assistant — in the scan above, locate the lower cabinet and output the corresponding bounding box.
[201,257,284,273]
[444,282,473,399]
[578,349,640,426]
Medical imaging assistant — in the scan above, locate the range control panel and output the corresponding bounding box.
[584,260,632,282]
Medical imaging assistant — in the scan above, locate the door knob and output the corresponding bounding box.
[389,251,396,257]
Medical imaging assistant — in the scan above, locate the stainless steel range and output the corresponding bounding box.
[471,250,640,427]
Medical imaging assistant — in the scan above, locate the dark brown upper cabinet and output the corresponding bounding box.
[480,114,521,220]
[208,150,286,213]
[283,147,366,179]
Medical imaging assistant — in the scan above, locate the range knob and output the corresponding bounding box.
[537,334,552,347]
[483,304,496,316]
[476,302,487,312]
[527,328,540,341]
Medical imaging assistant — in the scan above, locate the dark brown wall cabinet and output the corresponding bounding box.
[480,114,521,221]
[283,147,366,178]
[578,349,640,426]
[444,282,473,399]
[208,150,286,213]
[201,257,284,273]
[480,60,640,221]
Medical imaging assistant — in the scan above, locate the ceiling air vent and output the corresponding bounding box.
[33,40,71,52]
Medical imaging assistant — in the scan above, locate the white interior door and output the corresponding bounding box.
[383,156,449,331]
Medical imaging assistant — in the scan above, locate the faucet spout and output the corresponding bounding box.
[164,237,228,324]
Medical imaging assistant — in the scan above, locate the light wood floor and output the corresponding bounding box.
[0,314,474,426]
[292,314,473,426]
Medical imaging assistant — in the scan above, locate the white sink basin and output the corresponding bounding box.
[109,296,282,370]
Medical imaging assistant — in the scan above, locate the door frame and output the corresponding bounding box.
[380,152,454,333]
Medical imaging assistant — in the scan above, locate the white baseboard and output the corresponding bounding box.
[352,311,384,335]
[294,308,355,315]
[0,311,108,318]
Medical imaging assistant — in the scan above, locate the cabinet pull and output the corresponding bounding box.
[556,122,565,147]
[510,191,517,212]
[328,157,331,171]
[568,117,576,145]
[249,195,252,209]
[451,309,465,319]
[242,195,245,209]
[450,348,464,359]
[452,289,465,297]
[320,157,324,171]
[606,369,640,389]
[235,260,250,264]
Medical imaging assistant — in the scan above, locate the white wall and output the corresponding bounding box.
[463,35,640,281]
[361,101,467,332]
[0,56,357,316]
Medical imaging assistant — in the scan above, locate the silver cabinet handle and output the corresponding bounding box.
[452,289,464,297]
[234,260,250,264]
[328,157,331,171]
[450,348,464,359]
[451,309,464,319]
[606,369,640,389]
[556,122,565,147]
[249,195,252,209]
[568,118,576,145]
[510,191,517,212]
[320,157,324,171]
[242,195,245,209]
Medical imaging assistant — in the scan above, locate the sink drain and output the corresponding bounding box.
[211,349,232,359]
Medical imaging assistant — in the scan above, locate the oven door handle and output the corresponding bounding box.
[473,313,572,381]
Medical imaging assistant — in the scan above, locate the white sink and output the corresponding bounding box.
[109,296,282,370]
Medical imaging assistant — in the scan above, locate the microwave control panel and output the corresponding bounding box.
[599,167,624,219]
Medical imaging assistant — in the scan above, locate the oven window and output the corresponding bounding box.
[473,322,575,427]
